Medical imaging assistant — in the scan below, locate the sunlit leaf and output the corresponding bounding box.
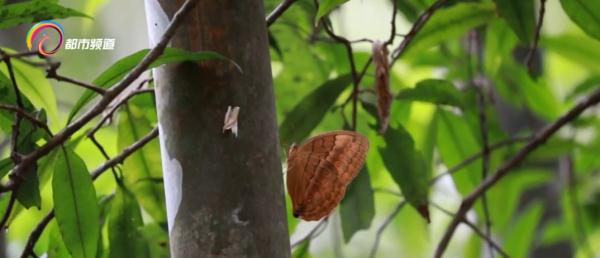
[315,0,349,22]
[279,74,352,145]
[47,221,70,258]
[109,185,149,258]
[404,2,496,56]
[117,95,165,222]
[560,0,600,41]
[542,35,600,74]
[493,0,535,43]
[53,148,99,258]
[503,202,544,257]
[0,0,88,29]
[292,241,312,258]
[340,166,375,242]
[396,79,464,108]
[436,109,481,194]
[139,223,170,258]
[497,62,561,120]
[0,49,59,126]
[566,76,600,101]
[68,48,237,123]
[379,125,430,221]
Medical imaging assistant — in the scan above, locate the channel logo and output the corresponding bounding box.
[26,20,64,56]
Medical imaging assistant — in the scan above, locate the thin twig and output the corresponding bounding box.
[469,29,493,258]
[434,88,600,258]
[0,104,51,134]
[384,0,399,47]
[0,191,17,230]
[429,202,509,258]
[290,219,329,249]
[320,17,360,130]
[368,201,406,258]
[46,63,106,95]
[430,136,531,184]
[87,88,155,137]
[19,210,54,258]
[524,0,547,74]
[390,0,448,66]
[266,0,297,27]
[19,127,159,258]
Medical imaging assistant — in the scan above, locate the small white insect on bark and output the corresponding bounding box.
[223,105,240,137]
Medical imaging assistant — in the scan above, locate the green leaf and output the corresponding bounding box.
[279,74,352,144]
[139,223,170,258]
[340,166,375,242]
[560,0,600,41]
[566,76,600,101]
[118,96,166,222]
[109,185,150,258]
[497,62,561,120]
[315,0,349,22]
[53,148,99,258]
[67,48,237,123]
[503,202,544,257]
[436,109,481,194]
[493,0,535,44]
[404,2,496,56]
[15,115,44,209]
[0,48,59,126]
[47,222,71,258]
[0,158,11,179]
[542,35,600,73]
[292,241,312,258]
[379,125,430,221]
[396,79,464,108]
[0,0,88,29]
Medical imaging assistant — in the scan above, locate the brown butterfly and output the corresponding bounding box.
[286,131,369,221]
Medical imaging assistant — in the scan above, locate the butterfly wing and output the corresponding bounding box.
[296,131,369,182]
[286,131,369,221]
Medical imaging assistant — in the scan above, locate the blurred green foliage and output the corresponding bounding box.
[0,0,598,257]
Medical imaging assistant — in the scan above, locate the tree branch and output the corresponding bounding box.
[19,127,159,258]
[368,201,406,258]
[430,202,509,258]
[46,62,106,95]
[266,0,297,27]
[290,218,328,249]
[434,87,600,258]
[320,17,360,130]
[390,0,448,66]
[524,0,547,74]
[10,0,198,181]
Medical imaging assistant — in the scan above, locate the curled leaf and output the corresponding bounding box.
[372,40,392,134]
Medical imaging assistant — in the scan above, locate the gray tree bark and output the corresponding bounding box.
[144,1,290,257]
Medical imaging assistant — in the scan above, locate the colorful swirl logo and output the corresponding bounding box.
[26,20,64,56]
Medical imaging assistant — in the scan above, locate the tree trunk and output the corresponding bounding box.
[143,1,290,257]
